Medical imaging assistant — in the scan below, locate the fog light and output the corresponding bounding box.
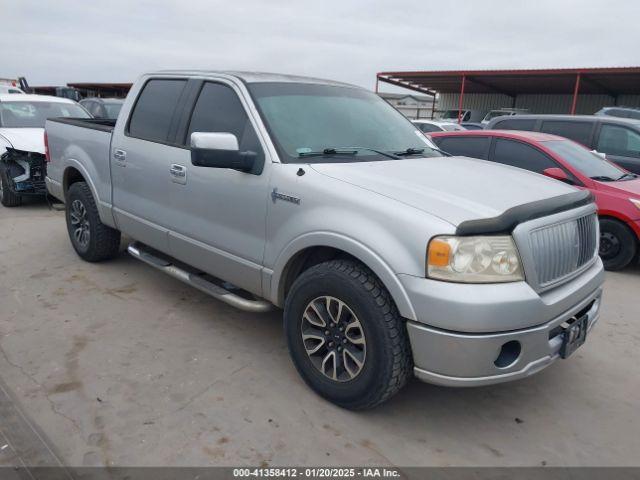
[494,340,521,368]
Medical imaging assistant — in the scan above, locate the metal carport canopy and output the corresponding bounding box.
[376,67,640,116]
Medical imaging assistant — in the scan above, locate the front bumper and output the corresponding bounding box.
[401,258,604,387]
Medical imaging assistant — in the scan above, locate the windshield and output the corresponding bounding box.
[543,139,627,180]
[0,101,90,128]
[248,83,441,163]
[104,103,123,119]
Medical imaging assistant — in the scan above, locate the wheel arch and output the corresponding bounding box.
[61,161,116,228]
[271,233,417,321]
[598,212,640,240]
[63,165,87,197]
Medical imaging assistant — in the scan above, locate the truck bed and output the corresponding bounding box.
[47,117,116,132]
[45,117,115,219]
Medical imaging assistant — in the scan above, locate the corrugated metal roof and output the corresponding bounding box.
[377,67,640,96]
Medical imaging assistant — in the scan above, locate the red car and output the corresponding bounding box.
[430,130,640,270]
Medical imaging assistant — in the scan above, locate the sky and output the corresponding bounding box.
[2,0,639,93]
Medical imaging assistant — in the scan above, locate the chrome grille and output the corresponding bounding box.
[529,214,598,288]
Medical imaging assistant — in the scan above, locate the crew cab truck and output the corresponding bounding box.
[45,71,604,409]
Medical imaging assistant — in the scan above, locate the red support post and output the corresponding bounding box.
[457,74,466,124]
[570,72,581,115]
[431,93,436,119]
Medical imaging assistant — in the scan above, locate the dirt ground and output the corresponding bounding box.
[1,201,639,467]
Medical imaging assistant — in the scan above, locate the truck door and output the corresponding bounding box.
[110,78,190,252]
[165,80,271,296]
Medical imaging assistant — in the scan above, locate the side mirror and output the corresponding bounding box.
[190,132,256,172]
[543,167,571,183]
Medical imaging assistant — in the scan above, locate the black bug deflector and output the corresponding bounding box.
[455,190,595,236]
[0,147,47,196]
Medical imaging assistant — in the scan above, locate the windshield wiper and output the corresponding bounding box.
[298,147,400,160]
[394,147,425,156]
[393,147,451,157]
[430,147,452,157]
[590,175,616,182]
[617,172,638,181]
[359,147,401,160]
[298,148,358,158]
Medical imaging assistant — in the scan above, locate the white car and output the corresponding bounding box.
[0,94,90,206]
[412,119,466,133]
[0,85,25,94]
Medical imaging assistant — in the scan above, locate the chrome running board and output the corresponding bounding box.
[127,242,273,313]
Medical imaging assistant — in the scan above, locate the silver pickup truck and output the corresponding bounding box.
[45,71,604,409]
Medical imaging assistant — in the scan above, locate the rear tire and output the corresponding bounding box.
[284,259,412,410]
[599,218,637,271]
[66,182,121,262]
[0,164,23,207]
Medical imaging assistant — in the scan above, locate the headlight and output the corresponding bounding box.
[427,235,524,283]
[630,198,640,211]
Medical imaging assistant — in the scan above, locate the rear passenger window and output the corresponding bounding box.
[597,124,640,157]
[491,139,557,173]
[186,82,264,168]
[492,118,536,131]
[128,79,187,143]
[88,102,103,118]
[540,121,592,146]
[434,136,491,159]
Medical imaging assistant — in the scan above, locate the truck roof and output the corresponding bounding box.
[153,70,358,88]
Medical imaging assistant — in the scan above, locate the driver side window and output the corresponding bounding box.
[186,82,264,171]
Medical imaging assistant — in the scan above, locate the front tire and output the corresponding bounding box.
[66,182,121,262]
[0,164,22,207]
[599,218,637,270]
[284,259,412,410]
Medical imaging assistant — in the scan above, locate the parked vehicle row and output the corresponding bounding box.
[436,108,529,124]
[438,109,481,122]
[430,130,640,270]
[412,119,466,133]
[79,97,124,120]
[595,106,640,121]
[0,85,25,94]
[486,114,640,175]
[480,108,528,125]
[43,70,603,409]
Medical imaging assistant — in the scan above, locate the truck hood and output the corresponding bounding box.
[0,128,45,154]
[310,156,577,227]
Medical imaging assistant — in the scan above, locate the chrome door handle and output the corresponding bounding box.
[169,164,186,177]
[113,149,126,161]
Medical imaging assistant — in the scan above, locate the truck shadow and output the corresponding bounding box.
[84,240,631,428]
